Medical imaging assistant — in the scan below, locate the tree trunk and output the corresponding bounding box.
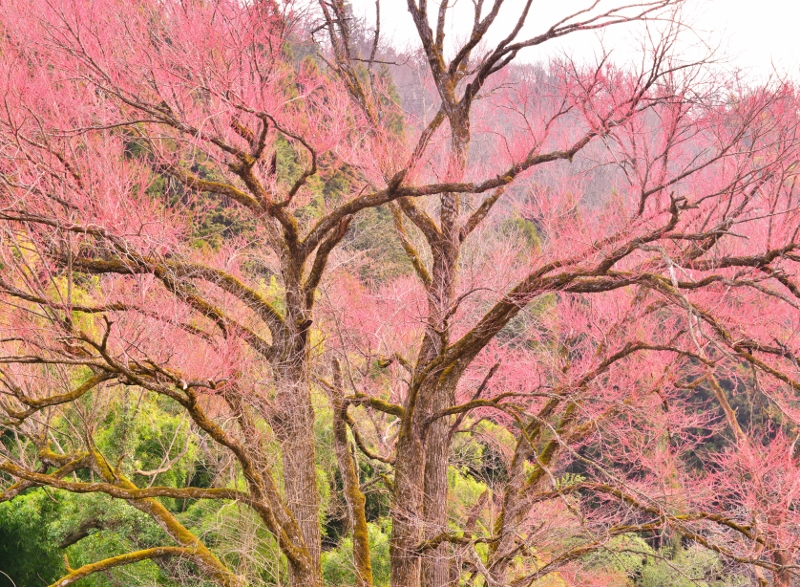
[772,545,792,586]
[390,422,427,587]
[394,109,468,587]
[274,359,322,586]
[421,381,457,587]
[419,238,460,587]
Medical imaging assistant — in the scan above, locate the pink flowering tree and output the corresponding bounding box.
[1,1,799,587]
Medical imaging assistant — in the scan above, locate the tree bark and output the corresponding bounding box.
[274,358,323,586]
[421,117,468,587]
[773,549,792,587]
[420,376,458,587]
[390,422,426,587]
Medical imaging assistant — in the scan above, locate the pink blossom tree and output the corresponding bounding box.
[1,1,799,587]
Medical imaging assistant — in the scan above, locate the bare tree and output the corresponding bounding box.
[2,1,800,587]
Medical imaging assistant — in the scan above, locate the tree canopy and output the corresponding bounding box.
[1,1,800,586]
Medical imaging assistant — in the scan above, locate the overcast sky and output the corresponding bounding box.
[348,0,800,79]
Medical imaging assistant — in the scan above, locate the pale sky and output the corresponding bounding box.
[349,0,800,79]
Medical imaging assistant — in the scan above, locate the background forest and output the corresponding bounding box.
[1,1,800,586]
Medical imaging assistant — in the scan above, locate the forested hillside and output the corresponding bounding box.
[1,1,800,586]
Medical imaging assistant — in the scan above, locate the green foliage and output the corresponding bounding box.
[322,521,391,587]
[638,544,747,587]
[501,214,542,252]
[584,534,653,581]
[584,535,749,587]
[452,420,513,487]
[0,491,63,587]
[62,499,166,585]
[554,472,585,490]
[181,500,283,585]
[0,382,223,586]
[447,465,487,513]
[345,205,413,282]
